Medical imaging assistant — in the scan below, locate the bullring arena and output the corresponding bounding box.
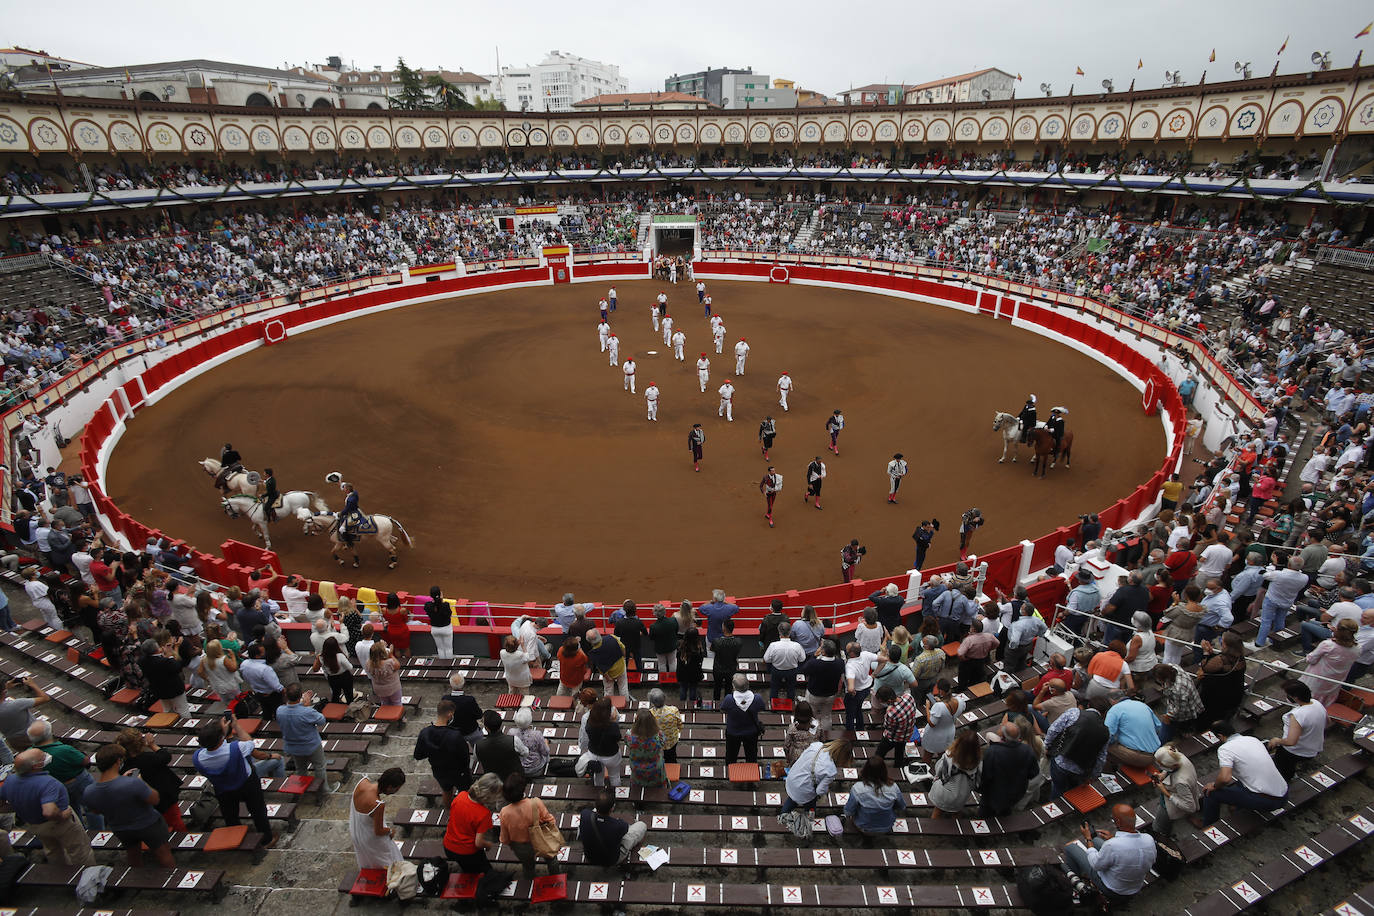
[0,32,1372,916]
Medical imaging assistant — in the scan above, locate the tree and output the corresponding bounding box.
[425,74,471,110]
[390,57,429,110]
[473,97,504,111]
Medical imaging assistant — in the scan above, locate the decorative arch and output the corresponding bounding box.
[249,124,280,151]
[1129,110,1159,140]
[527,127,548,147]
[217,124,250,151]
[366,102,383,110]
[698,122,722,144]
[1097,112,1125,141]
[1069,112,1096,140]
[749,122,772,144]
[245,92,273,108]
[1159,108,1193,139]
[875,119,898,142]
[108,120,143,152]
[575,124,600,146]
[1267,99,1305,136]
[365,125,391,148]
[674,123,696,144]
[281,125,311,150]
[144,121,181,152]
[821,120,847,143]
[550,125,575,146]
[419,125,447,149]
[27,117,67,151]
[626,124,651,145]
[981,117,1009,142]
[722,122,746,144]
[654,123,675,145]
[506,128,528,147]
[70,119,108,152]
[602,124,625,146]
[1038,114,1066,141]
[1303,96,1345,135]
[182,122,214,151]
[308,125,336,151]
[772,122,793,143]
[1013,115,1037,140]
[394,125,421,148]
[1347,92,1374,133]
[954,117,980,141]
[798,121,822,143]
[451,125,478,147]
[1229,103,1264,137]
[850,120,874,143]
[902,119,925,142]
[337,125,366,148]
[137,91,160,102]
[0,116,27,150]
[926,118,950,142]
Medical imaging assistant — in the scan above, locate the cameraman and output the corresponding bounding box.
[959,509,984,559]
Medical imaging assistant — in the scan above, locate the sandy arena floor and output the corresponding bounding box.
[104,279,1164,603]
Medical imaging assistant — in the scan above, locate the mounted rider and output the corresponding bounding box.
[259,467,279,522]
[1046,407,1068,453]
[1016,396,1037,445]
[215,442,243,493]
[339,482,361,545]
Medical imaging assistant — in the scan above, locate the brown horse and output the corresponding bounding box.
[1028,428,1074,477]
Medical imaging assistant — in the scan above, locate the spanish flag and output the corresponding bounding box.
[1277,35,1289,55]
[1075,66,1084,75]
[1358,21,1372,39]
[1209,49,1216,62]
[1016,73,1023,81]
[1137,59,1143,69]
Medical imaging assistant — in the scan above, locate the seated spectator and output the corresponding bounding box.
[511,707,549,776]
[579,788,647,866]
[498,771,560,878]
[647,688,683,763]
[1150,745,1199,835]
[1033,680,1076,724]
[722,673,765,764]
[1199,720,1289,826]
[1062,803,1156,900]
[1266,679,1327,782]
[929,729,982,818]
[1196,631,1248,729]
[1084,641,1134,704]
[977,719,1040,817]
[843,756,905,835]
[475,709,524,784]
[1045,695,1109,797]
[625,709,666,788]
[1104,690,1162,768]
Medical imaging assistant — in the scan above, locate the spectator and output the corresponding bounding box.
[1124,612,1158,676]
[1003,602,1047,674]
[23,568,60,630]
[426,587,454,659]
[709,618,742,703]
[366,640,402,705]
[1266,679,1327,781]
[1249,556,1308,650]
[444,772,499,874]
[1152,663,1203,739]
[649,603,679,673]
[239,642,284,719]
[1033,680,1077,724]
[1063,803,1156,900]
[308,617,337,656]
[843,641,879,732]
[277,683,338,800]
[722,673,766,764]
[781,700,818,769]
[791,606,823,656]
[854,609,887,655]
[907,635,946,706]
[1150,745,1200,835]
[512,707,549,776]
[867,583,906,632]
[781,732,837,814]
[873,684,917,770]
[956,618,998,689]
[0,748,93,866]
[554,637,590,696]
[28,719,101,831]
[1196,631,1248,729]
[567,603,594,652]
[676,627,705,707]
[763,622,806,700]
[115,728,184,831]
[140,632,190,717]
[1084,641,1134,704]
[1302,619,1359,706]
[1045,695,1109,797]
[929,729,982,818]
[578,697,623,787]
[625,709,667,787]
[758,600,788,649]
[350,767,407,870]
[0,676,52,764]
[919,678,964,762]
[382,592,411,664]
[700,589,741,651]
[977,719,1040,817]
[513,613,551,667]
[314,636,355,703]
[498,772,560,878]
[1200,720,1288,825]
[843,756,905,835]
[552,593,577,631]
[1104,690,1162,768]
[475,709,524,784]
[191,717,276,847]
[586,628,631,698]
[83,743,175,866]
[871,645,916,700]
[579,788,647,866]
[647,688,683,763]
[499,634,533,696]
[442,673,485,752]
[413,699,472,808]
[198,639,242,709]
[614,602,646,671]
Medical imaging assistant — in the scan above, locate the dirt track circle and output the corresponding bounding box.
[105,280,1164,604]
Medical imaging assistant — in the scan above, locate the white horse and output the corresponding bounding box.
[222,492,330,548]
[993,411,1023,463]
[296,508,413,569]
[199,458,261,497]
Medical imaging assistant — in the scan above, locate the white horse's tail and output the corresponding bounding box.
[308,492,330,513]
[393,518,414,548]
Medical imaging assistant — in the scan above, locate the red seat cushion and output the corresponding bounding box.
[546,695,574,710]
[204,825,249,852]
[770,698,793,712]
[110,688,140,704]
[495,694,524,709]
[280,775,314,796]
[321,703,348,721]
[530,874,567,903]
[373,706,405,722]
[349,868,389,897]
[44,629,72,643]
[1063,784,1107,813]
[728,763,762,783]
[234,718,262,735]
[442,873,479,899]
[1117,765,1156,787]
[608,695,628,709]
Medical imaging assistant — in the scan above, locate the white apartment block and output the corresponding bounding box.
[489,50,627,111]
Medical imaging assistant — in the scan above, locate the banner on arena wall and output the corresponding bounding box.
[515,206,558,216]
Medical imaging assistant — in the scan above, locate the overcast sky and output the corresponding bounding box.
[7,0,1371,97]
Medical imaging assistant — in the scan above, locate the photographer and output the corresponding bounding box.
[192,713,279,847]
[959,509,984,559]
[840,539,866,583]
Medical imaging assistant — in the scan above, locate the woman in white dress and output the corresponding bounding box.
[350,768,408,869]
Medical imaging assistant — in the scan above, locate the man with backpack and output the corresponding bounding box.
[1044,696,1109,797]
[192,716,277,847]
[578,789,647,866]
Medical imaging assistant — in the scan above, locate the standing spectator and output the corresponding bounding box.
[1045,696,1109,797]
[277,684,338,800]
[763,622,806,701]
[567,604,595,652]
[513,613,551,667]
[1196,632,1248,729]
[647,688,683,763]
[116,729,184,831]
[586,629,631,698]
[758,600,788,649]
[1003,603,1047,674]
[1062,804,1156,900]
[907,635,946,706]
[499,635,533,696]
[1200,720,1289,825]
[781,734,837,814]
[614,603,647,672]
[84,743,175,866]
[512,708,549,776]
[442,673,485,751]
[1302,619,1359,705]
[555,638,589,696]
[0,749,94,866]
[722,673,765,764]
[676,628,705,707]
[579,698,623,787]
[1150,745,1199,835]
[625,709,667,787]
[801,640,845,736]
[413,699,471,808]
[579,789,648,866]
[699,589,740,651]
[1125,612,1159,677]
[366,641,403,705]
[782,701,818,769]
[867,583,906,632]
[920,679,964,762]
[854,609,886,655]
[498,772,560,878]
[314,637,354,704]
[1249,557,1309,650]
[381,593,411,664]
[1152,663,1203,739]
[709,619,742,703]
[871,646,916,699]
[956,619,998,689]
[873,685,917,770]
[844,756,905,835]
[23,569,60,630]
[1266,680,1327,781]
[191,718,276,848]
[1162,587,1205,666]
[350,768,407,870]
[444,773,498,874]
[240,643,284,719]
[649,604,679,673]
[0,677,52,764]
[791,606,823,656]
[28,720,101,830]
[843,641,879,732]
[475,710,524,784]
[426,587,454,659]
[978,720,1041,817]
[140,632,190,717]
[929,729,982,818]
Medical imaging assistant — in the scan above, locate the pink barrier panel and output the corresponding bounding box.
[1029,526,1077,572]
[575,263,648,279]
[1027,577,1069,625]
[120,379,143,411]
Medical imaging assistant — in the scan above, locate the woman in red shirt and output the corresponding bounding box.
[382,592,411,662]
[555,637,589,696]
[444,773,499,874]
[1165,541,1197,594]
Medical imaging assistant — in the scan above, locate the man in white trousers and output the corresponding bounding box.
[696,353,711,392]
[886,453,908,504]
[645,383,660,421]
[650,303,660,333]
[671,329,686,361]
[710,313,724,335]
[662,314,674,347]
[713,322,726,355]
[607,334,620,367]
[718,379,735,421]
[734,338,750,375]
[623,357,637,394]
[598,320,610,352]
[777,372,793,412]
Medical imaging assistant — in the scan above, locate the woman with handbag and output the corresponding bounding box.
[928,729,982,818]
[498,772,562,879]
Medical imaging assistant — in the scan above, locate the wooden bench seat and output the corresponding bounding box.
[17,863,228,900]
